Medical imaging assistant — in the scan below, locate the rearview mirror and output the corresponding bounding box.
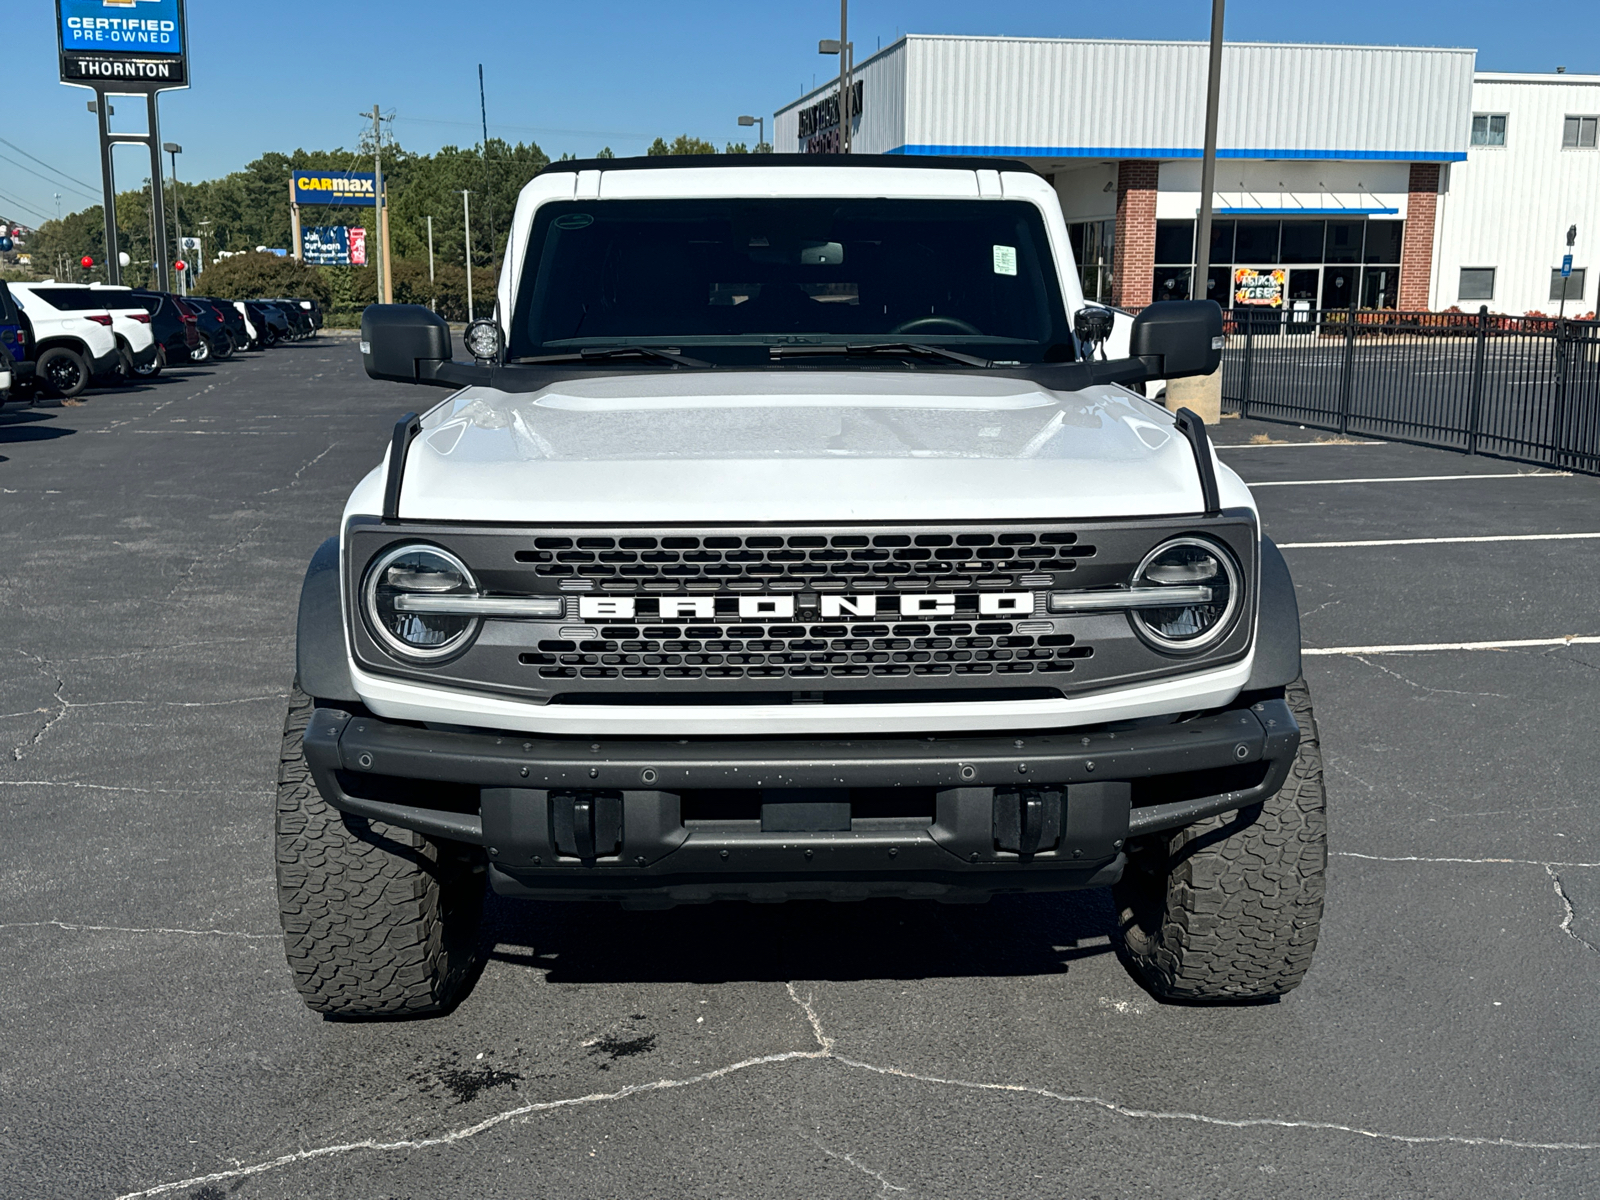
[361,305,454,385]
[1128,300,1223,379]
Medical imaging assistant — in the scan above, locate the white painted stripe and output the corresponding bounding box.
[1216,440,1384,448]
[1250,471,1568,487]
[1335,851,1600,868]
[1305,636,1600,655]
[1278,531,1600,549]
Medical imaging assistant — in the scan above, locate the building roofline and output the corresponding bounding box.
[776,35,1477,115]
[1474,70,1600,83]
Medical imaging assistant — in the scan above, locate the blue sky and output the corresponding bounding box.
[5,0,1598,227]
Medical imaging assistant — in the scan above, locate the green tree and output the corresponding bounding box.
[199,252,331,303]
[648,135,718,156]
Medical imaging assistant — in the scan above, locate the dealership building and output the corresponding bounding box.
[775,37,1600,317]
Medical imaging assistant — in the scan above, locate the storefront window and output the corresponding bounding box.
[1150,216,1404,313]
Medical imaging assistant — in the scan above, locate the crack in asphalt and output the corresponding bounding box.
[1545,865,1600,956]
[0,919,280,940]
[9,649,67,762]
[258,442,338,495]
[1348,654,1512,699]
[801,1133,907,1194]
[111,979,1600,1198]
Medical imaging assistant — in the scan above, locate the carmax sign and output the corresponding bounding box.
[292,171,379,207]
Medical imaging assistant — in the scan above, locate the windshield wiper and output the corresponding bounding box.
[768,342,993,368]
[514,346,712,368]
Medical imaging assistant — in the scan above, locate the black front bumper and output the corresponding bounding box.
[301,697,1299,906]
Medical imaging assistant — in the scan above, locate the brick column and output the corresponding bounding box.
[1399,163,1440,312]
[1111,160,1158,310]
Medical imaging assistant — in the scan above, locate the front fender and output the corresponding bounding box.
[296,536,359,702]
[1244,535,1302,690]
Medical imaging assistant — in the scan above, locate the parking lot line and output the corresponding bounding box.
[1304,636,1600,655]
[1250,471,1568,487]
[1278,531,1600,548]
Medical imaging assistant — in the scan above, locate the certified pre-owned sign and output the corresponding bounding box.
[57,0,188,88]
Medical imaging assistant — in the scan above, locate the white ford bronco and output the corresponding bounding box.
[279,155,1324,1017]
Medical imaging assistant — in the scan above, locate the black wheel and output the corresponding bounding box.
[189,335,212,363]
[36,347,89,398]
[276,685,486,1017]
[131,347,162,378]
[212,331,234,360]
[1114,676,1327,1002]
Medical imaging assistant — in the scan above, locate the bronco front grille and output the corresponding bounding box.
[344,517,1258,705]
[513,530,1093,591]
[520,621,1094,682]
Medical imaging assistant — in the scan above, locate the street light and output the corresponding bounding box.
[163,142,184,294]
[817,1,854,154]
[737,114,765,153]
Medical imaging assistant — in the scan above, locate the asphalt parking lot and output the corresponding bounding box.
[2,343,1597,1199]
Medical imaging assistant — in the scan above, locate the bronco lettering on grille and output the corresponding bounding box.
[579,593,1032,621]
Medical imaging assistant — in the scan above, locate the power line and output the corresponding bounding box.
[392,113,650,140]
[0,152,101,203]
[0,188,56,224]
[0,136,100,193]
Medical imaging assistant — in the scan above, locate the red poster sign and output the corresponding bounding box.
[348,226,367,266]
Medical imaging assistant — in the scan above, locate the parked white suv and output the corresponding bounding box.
[281,155,1323,1018]
[9,282,154,397]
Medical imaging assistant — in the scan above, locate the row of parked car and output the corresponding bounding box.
[0,281,323,403]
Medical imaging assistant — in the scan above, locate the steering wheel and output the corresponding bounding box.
[888,315,982,336]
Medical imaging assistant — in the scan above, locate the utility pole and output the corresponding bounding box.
[1192,0,1225,304]
[462,190,474,322]
[479,65,497,273]
[369,104,391,305]
[427,214,436,311]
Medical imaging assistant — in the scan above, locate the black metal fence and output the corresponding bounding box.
[1220,307,1600,473]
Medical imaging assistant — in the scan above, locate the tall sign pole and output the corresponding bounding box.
[462,190,474,322]
[839,0,851,154]
[1192,0,1225,303]
[57,0,189,289]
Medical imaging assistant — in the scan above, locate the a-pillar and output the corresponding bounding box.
[1111,160,1159,310]
[1399,163,1440,312]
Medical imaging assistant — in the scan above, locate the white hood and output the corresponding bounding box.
[385,372,1250,524]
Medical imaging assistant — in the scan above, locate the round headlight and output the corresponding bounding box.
[463,318,502,362]
[1129,537,1241,653]
[363,544,479,661]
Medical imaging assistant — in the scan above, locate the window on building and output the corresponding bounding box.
[1458,268,1496,301]
[1066,218,1115,303]
[1471,114,1508,146]
[1550,268,1588,302]
[1365,221,1404,264]
[1154,220,1193,267]
[1234,220,1280,264]
[1564,116,1599,148]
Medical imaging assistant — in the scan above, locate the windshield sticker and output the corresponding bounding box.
[554,213,594,229]
[993,245,1017,276]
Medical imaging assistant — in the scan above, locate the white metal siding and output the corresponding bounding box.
[1433,74,1600,315]
[782,35,1472,160]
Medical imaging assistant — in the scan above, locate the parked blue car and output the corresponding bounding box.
[0,281,34,402]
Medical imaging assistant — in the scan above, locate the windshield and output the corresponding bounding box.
[509,198,1072,364]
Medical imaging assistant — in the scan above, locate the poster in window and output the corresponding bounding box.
[1233,267,1286,308]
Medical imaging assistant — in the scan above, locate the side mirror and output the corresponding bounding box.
[361,305,453,385]
[1128,300,1223,379]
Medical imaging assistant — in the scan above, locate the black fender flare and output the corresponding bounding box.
[1245,535,1302,690]
[296,536,360,702]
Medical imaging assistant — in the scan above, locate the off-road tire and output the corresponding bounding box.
[1114,676,1327,1002]
[275,685,486,1017]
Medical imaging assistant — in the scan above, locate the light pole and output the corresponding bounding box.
[1192,0,1224,304]
[462,190,474,322]
[738,114,765,152]
[163,142,183,293]
[427,214,436,312]
[818,1,853,153]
